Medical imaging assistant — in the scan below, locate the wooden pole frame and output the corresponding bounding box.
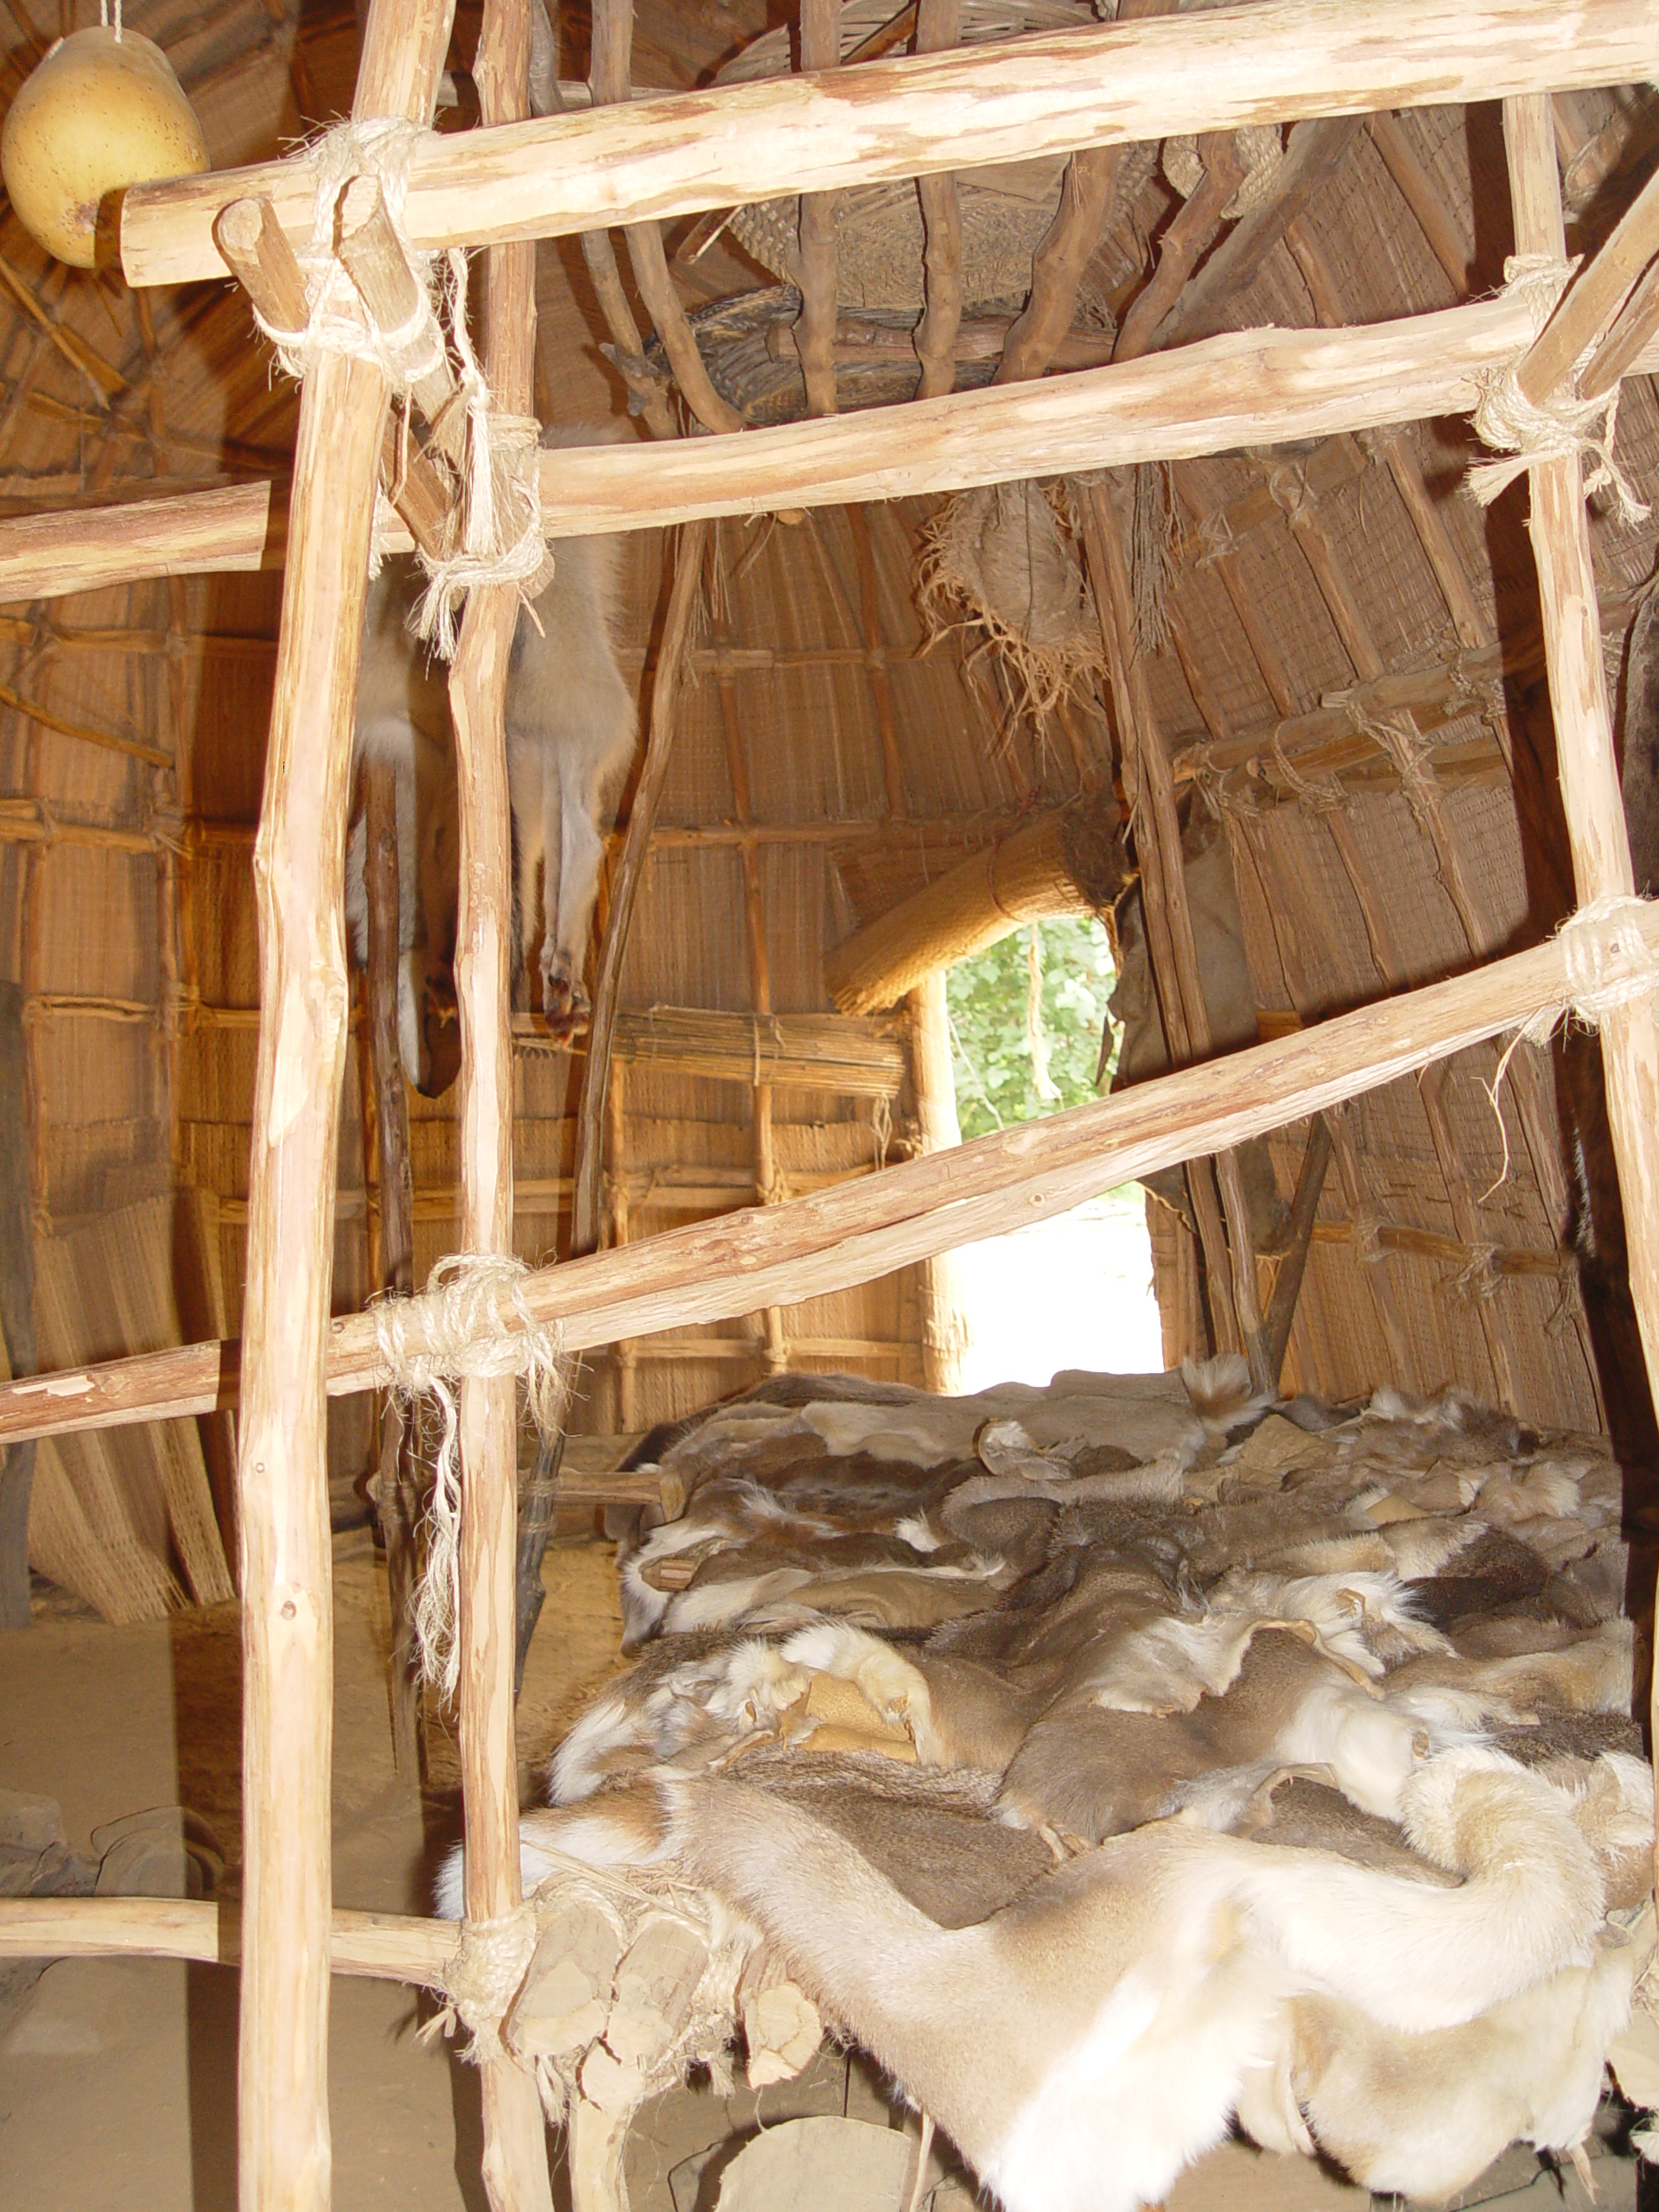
[12,23,1659,2171]
[118,0,1659,286]
[229,1,455,2204]
[4,907,1656,1447]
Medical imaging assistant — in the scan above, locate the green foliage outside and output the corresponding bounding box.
[946,916,1120,1141]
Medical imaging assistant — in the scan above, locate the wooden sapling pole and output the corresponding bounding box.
[995,0,1170,384]
[231,0,454,2191]
[233,1,454,2200]
[1262,1113,1332,1387]
[446,0,557,2202]
[123,0,1659,289]
[216,194,454,560]
[1514,156,1659,406]
[337,177,463,458]
[995,149,1120,384]
[713,543,789,1373]
[1503,92,1659,1880]
[906,971,970,1391]
[571,518,710,1260]
[362,760,423,1780]
[1367,110,1472,292]
[588,0,742,441]
[1151,116,1363,352]
[912,0,963,401]
[796,0,842,417]
[1080,481,1260,1371]
[0,482,274,606]
[1113,134,1244,364]
[0,982,34,1630]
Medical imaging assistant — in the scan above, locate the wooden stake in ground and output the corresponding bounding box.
[1502,92,1659,1893]
[446,2,557,2205]
[233,0,454,2200]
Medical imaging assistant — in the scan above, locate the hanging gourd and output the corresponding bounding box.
[1,14,208,270]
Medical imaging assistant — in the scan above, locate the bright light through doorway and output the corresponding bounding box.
[944,918,1166,1389]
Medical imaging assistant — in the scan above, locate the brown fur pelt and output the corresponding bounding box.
[458,1370,1650,2211]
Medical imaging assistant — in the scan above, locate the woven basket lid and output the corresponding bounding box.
[715,0,1113,320]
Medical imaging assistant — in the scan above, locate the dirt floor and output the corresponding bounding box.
[0,1525,1641,2211]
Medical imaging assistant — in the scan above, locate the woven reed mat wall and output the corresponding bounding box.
[29,1193,233,1621]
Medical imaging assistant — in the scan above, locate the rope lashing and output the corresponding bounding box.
[1483,894,1659,1192]
[371,1253,566,1703]
[1469,255,1651,524]
[248,118,554,654]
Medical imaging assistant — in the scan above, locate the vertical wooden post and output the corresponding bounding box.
[603,1058,638,1431]
[906,971,970,1391]
[571,518,709,1263]
[1080,482,1265,1377]
[234,9,452,2206]
[1503,92,1659,1878]
[362,758,423,1780]
[912,0,963,400]
[447,2,556,2205]
[713,558,788,1375]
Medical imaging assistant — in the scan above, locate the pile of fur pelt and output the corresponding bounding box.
[497,1363,1659,2211]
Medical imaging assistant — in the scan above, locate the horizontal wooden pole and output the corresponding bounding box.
[120,0,1659,287]
[3,900,1655,1446]
[10,308,1658,607]
[524,302,1659,538]
[0,483,276,605]
[0,1897,457,1986]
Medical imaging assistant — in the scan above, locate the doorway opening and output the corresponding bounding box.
[944,917,1166,1389]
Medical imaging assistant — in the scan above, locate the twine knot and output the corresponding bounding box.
[1351,1213,1387,1268]
[256,118,555,657]
[1483,895,1659,1194]
[372,1253,567,1702]
[1469,255,1651,524]
[424,1902,540,2065]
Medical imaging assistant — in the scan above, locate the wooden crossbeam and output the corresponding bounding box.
[0,482,274,603]
[3,901,1656,1448]
[119,0,1659,288]
[5,305,1656,606]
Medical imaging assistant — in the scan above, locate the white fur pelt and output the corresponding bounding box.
[507,423,639,1037]
[509,1748,1607,2212]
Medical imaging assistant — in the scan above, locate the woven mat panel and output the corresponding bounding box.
[32,838,156,999]
[29,1193,233,1621]
[193,838,259,1007]
[32,1029,154,1213]
[715,0,1112,320]
[620,847,751,1016]
[1165,562,1281,737]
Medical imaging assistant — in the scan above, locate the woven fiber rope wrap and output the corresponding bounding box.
[1470,255,1651,524]
[1484,895,1659,1191]
[371,1253,567,1702]
[251,118,554,652]
[423,1901,542,2066]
